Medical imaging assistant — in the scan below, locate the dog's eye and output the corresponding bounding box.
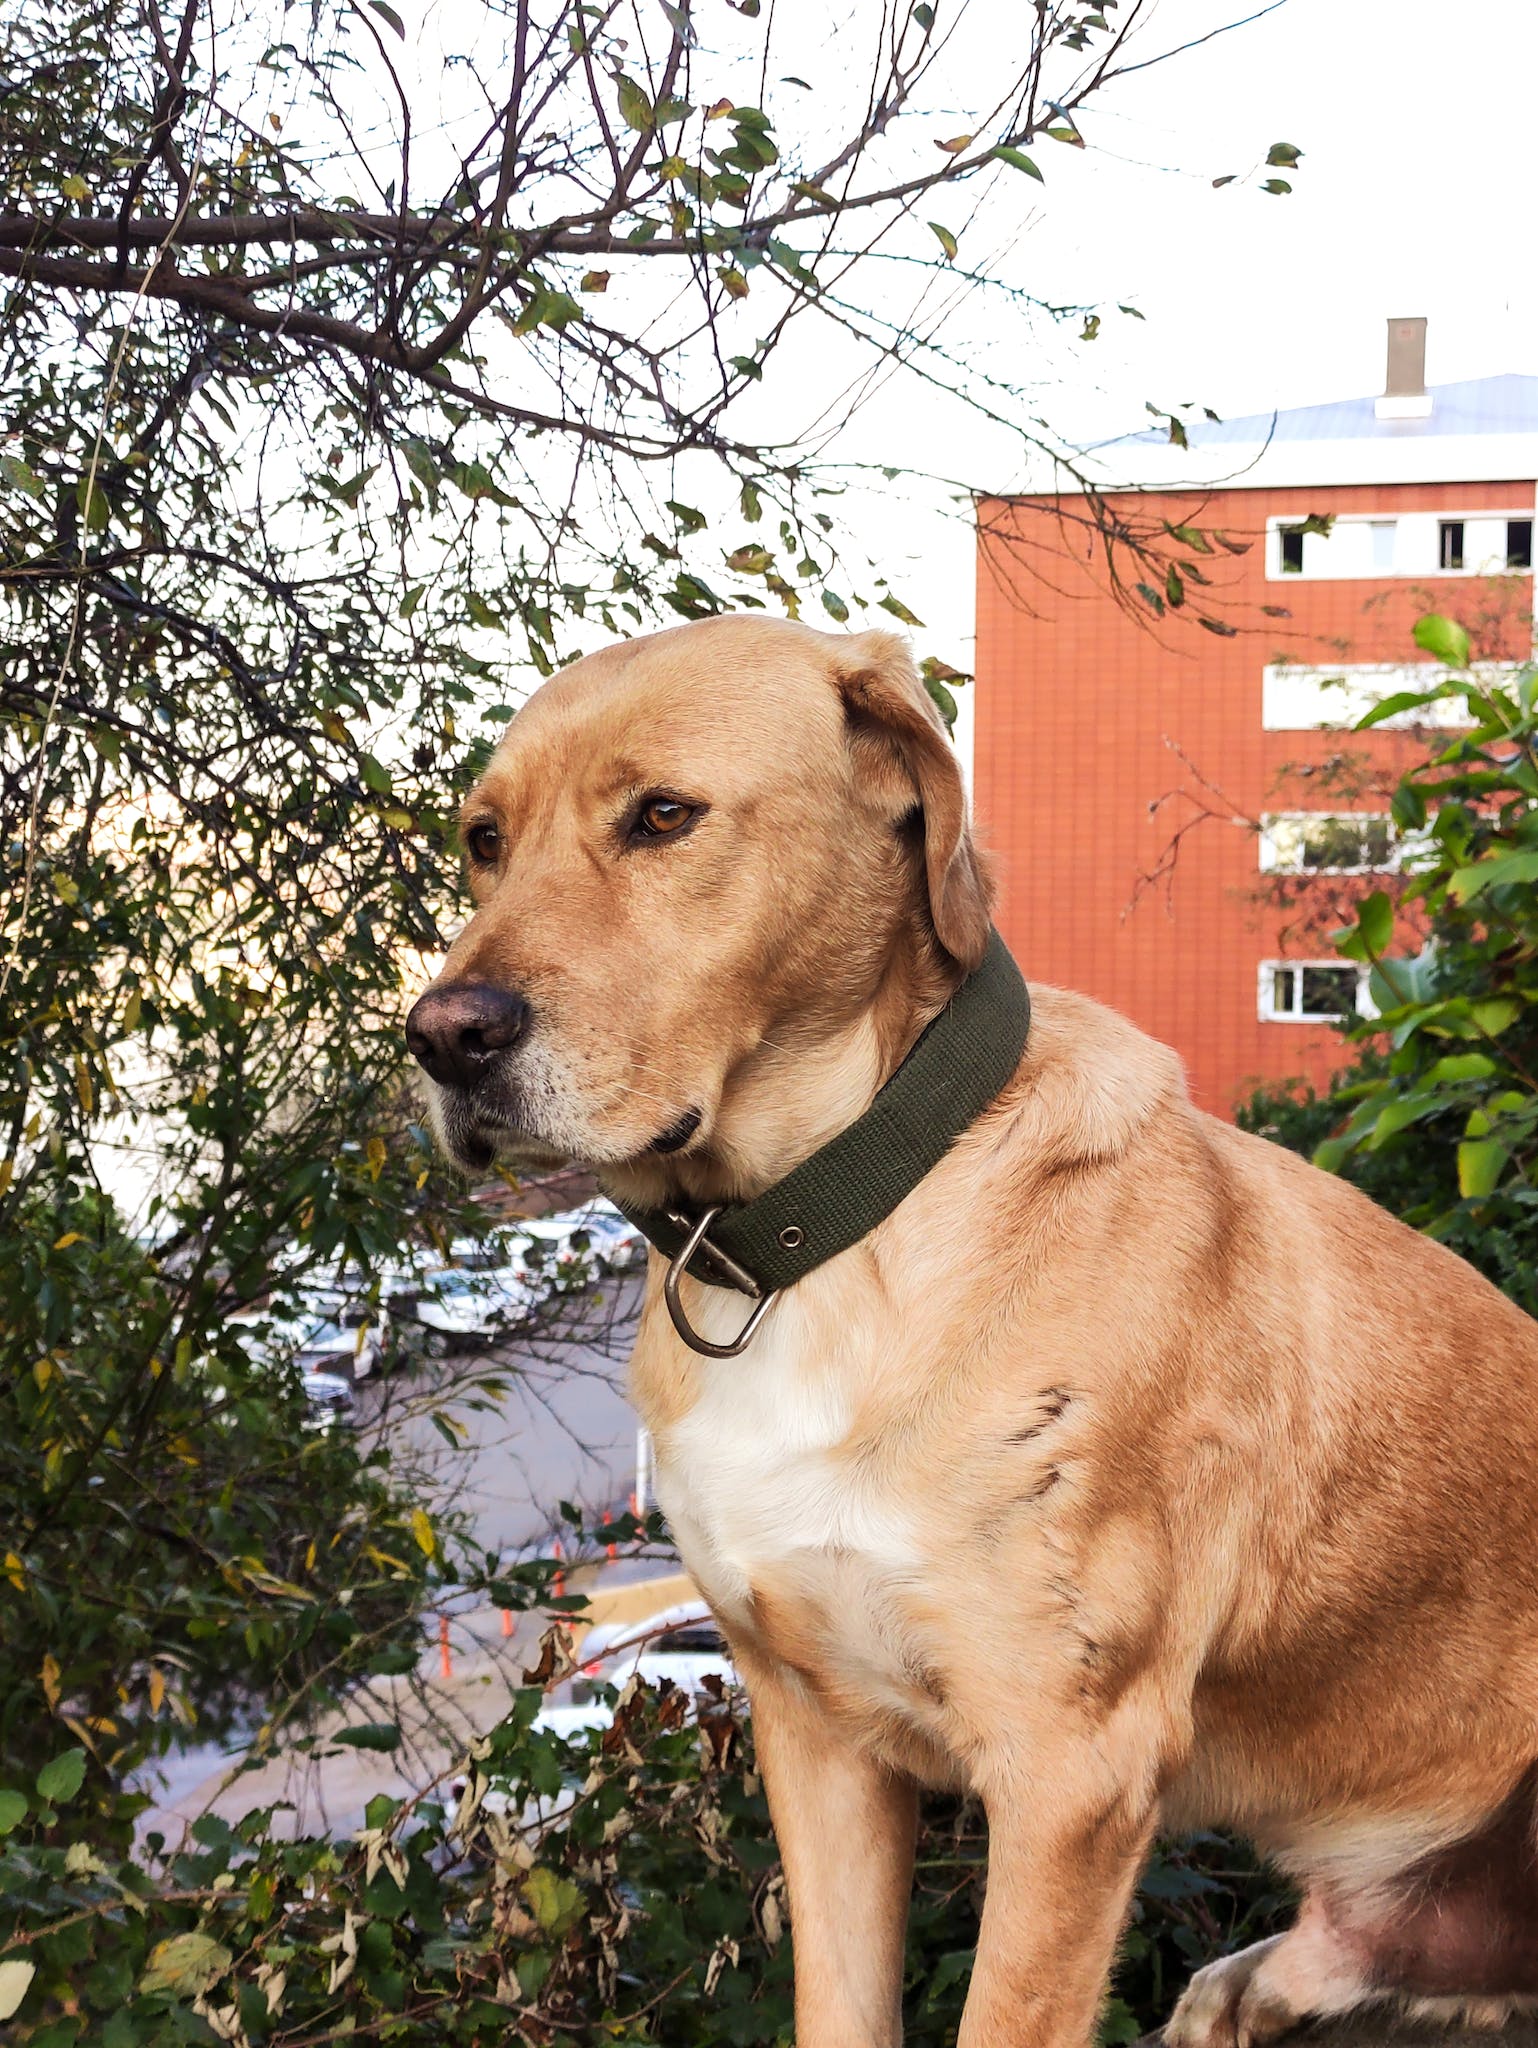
[634,796,699,840]
[465,822,500,865]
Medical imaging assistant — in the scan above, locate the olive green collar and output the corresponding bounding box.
[604,929,1030,1356]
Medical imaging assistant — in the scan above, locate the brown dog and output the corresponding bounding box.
[407,614,1538,2048]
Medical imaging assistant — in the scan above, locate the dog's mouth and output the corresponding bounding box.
[434,1083,555,1174]
[432,1074,702,1175]
[649,1105,702,1155]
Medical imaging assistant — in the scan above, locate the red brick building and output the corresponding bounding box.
[974,323,1537,1118]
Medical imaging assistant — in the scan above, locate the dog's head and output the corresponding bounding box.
[405,615,991,1188]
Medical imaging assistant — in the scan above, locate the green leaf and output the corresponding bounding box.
[1458,1137,1508,1199]
[367,1644,419,1677]
[1266,141,1303,167]
[1412,613,1470,670]
[991,146,1044,182]
[1164,522,1211,554]
[877,591,925,627]
[0,1961,36,2023]
[1390,780,1427,831]
[927,221,958,262]
[36,1747,87,1804]
[139,1932,233,1997]
[1355,689,1439,730]
[369,0,405,33]
[1447,850,1538,904]
[360,753,392,796]
[77,474,109,531]
[1367,956,1433,1015]
[1469,999,1522,1037]
[725,545,773,575]
[820,589,850,623]
[523,1864,585,1938]
[616,74,654,132]
[924,677,958,731]
[1367,1096,1436,1148]
[0,452,44,499]
[1355,890,1393,957]
[334,1720,403,1751]
[1426,1053,1497,1084]
[0,1789,27,1834]
[401,436,437,491]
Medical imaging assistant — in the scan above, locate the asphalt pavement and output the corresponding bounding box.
[367,1271,648,1556]
[136,1272,657,1843]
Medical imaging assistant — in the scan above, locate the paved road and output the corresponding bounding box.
[365,1273,647,1558]
[137,1275,653,1841]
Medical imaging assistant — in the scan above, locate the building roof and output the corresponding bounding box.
[1062,372,1538,495]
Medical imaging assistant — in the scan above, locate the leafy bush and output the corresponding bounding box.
[0,1622,1289,2046]
[1243,614,1538,1312]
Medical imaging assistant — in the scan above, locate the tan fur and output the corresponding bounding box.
[412,614,1538,2048]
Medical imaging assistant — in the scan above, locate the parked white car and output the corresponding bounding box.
[299,1369,357,1430]
[234,1304,384,1381]
[410,1262,544,1349]
[572,1197,647,1274]
[295,1315,385,1381]
[199,1317,360,1431]
[533,1600,739,1737]
[511,1199,648,1294]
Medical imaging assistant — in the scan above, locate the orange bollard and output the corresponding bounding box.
[501,1607,513,1637]
[552,1537,565,1601]
[439,1614,451,1680]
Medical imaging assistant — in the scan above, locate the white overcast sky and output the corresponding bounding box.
[775,0,1538,742]
[362,0,1538,700]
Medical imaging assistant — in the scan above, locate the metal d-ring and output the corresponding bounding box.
[662,1205,778,1358]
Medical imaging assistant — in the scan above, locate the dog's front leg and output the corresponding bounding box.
[958,1716,1162,2048]
[744,1654,918,2048]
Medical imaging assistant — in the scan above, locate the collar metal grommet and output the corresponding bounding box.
[777,1224,804,1250]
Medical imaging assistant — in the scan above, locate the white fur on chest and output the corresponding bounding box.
[651,1290,917,1624]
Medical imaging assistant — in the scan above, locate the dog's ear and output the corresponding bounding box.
[833,630,993,972]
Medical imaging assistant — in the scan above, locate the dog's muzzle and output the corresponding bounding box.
[405,980,529,1091]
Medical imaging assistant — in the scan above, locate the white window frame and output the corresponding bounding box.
[1258,961,1375,1023]
[1265,508,1533,581]
[1261,660,1504,732]
[1258,811,1399,876]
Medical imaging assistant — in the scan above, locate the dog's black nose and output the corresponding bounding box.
[405,982,529,1089]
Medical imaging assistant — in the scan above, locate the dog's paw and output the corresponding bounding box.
[1164,1941,1290,2048]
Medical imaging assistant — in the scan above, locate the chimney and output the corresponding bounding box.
[1376,316,1432,420]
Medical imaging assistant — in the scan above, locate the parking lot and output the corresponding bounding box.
[137,1230,660,1843]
